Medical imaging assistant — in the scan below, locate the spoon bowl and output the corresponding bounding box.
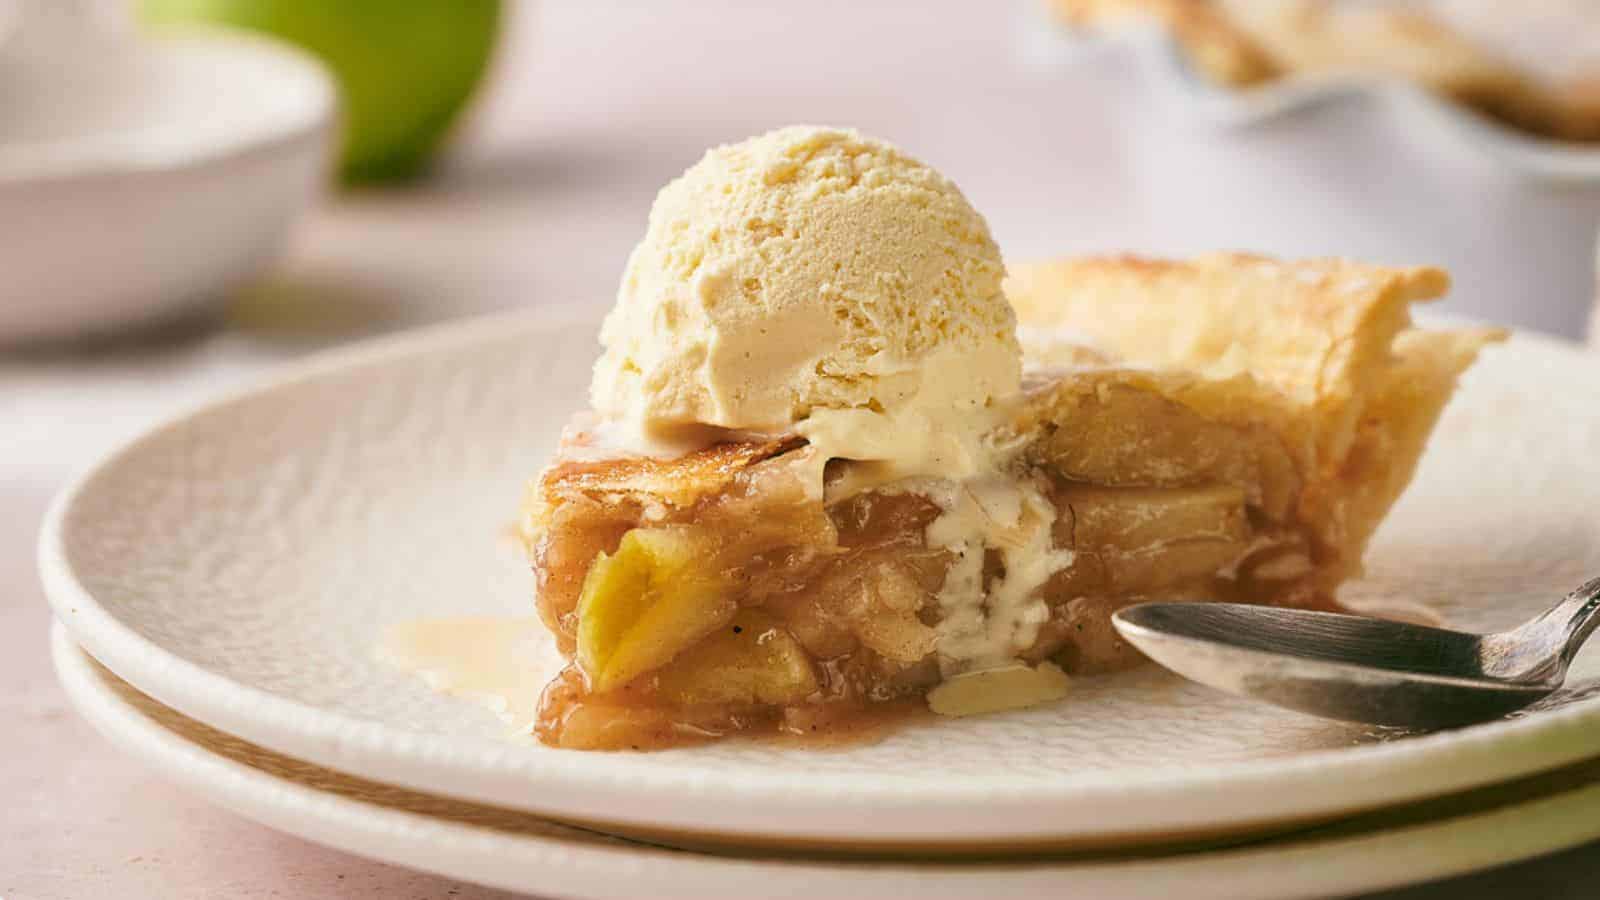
[1113,577,1600,729]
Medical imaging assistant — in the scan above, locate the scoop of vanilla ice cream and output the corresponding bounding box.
[590,126,1021,451]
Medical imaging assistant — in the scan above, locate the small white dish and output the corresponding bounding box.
[36,306,1600,851]
[52,625,1600,899]
[0,5,334,344]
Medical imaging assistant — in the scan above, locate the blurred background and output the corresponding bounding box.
[13,2,1600,895]
[9,0,1600,356]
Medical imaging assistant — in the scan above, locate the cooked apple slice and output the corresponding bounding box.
[655,611,819,707]
[1059,484,1251,591]
[576,526,736,693]
[847,563,938,664]
[1028,378,1299,519]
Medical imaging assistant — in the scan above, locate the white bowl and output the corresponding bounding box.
[1023,10,1600,339]
[0,27,334,344]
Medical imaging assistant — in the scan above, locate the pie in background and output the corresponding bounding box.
[1049,0,1600,142]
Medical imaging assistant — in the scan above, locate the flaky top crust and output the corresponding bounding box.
[524,432,805,537]
[1007,253,1451,467]
[1009,252,1504,580]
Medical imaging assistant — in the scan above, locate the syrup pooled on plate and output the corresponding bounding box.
[377,617,553,738]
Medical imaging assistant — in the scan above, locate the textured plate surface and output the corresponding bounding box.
[53,626,1600,899]
[39,306,1600,847]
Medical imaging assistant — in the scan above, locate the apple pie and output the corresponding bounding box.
[521,253,1502,750]
[1050,0,1600,142]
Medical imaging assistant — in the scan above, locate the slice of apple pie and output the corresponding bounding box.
[522,253,1502,750]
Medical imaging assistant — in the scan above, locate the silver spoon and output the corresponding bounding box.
[1111,577,1600,729]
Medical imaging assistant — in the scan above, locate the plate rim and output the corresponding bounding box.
[38,306,1600,844]
[52,623,1600,900]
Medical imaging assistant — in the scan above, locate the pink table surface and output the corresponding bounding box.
[6,2,1599,896]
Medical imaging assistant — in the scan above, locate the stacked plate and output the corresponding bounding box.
[40,307,1600,898]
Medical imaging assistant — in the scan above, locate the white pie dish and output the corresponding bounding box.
[35,304,1600,851]
[1021,7,1600,339]
[0,22,333,344]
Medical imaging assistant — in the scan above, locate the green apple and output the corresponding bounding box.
[140,0,501,183]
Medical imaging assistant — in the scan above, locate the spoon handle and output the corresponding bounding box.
[1507,576,1600,680]
[1553,576,1600,668]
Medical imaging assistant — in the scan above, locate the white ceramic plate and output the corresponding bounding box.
[39,306,1600,850]
[53,626,1600,900]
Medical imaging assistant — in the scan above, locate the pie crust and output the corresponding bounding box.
[521,254,1503,750]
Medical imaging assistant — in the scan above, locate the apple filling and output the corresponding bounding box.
[528,372,1337,750]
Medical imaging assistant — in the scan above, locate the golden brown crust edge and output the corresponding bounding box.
[521,435,805,545]
[1307,326,1506,582]
[1007,252,1451,468]
[1009,251,1506,583]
